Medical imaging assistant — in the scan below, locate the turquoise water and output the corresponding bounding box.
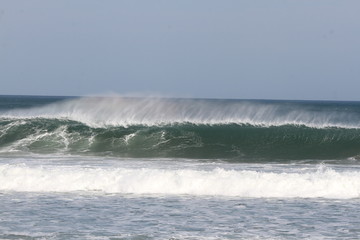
[1,96,360,239]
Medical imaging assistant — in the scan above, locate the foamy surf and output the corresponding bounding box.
[1,163,359,199]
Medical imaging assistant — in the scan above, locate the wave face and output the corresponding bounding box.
[1,96,360,161]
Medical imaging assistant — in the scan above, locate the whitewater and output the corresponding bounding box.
[1,158,360,198]
[1,95,360,239]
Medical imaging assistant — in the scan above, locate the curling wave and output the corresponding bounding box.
[1,97,360,160]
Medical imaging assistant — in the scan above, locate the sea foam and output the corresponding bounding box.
[1,164,359,199]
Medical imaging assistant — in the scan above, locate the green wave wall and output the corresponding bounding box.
[1,118,360,161]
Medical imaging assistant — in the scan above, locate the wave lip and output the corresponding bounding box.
[1,164,359,199]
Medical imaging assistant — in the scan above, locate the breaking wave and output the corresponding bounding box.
[1,97,360,160]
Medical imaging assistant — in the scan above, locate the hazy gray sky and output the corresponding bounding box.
[1,0,359,100]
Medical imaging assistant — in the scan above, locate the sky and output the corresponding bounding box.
[0,0,360,100]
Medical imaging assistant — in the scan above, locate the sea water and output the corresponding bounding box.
[1,95,360,239]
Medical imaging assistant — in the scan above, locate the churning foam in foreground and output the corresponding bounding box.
[1,164,360,199]
[2,97,360,128]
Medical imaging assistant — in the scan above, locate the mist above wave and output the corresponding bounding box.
[1,96,359,128]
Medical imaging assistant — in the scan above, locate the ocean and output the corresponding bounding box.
[1,95,360,239]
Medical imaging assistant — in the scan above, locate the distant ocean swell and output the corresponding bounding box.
[1,97,360,160]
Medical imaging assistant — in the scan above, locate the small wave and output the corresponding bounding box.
[1,164,359,198]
